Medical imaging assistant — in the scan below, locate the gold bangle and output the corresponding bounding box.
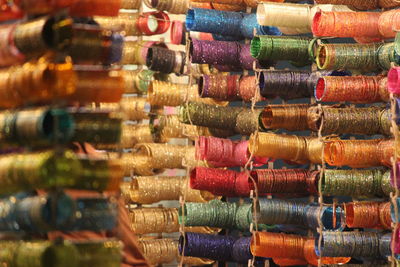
[157,115,211,142]
[121,176,215,204]
[98,96,150,121]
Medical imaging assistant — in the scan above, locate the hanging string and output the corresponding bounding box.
[190,39,269,70]
[260,104,309,131]
[303,239,351,267]
[307,106,391,136]
[121,175,216,204]
[199,74,241,101]
[250,35,317,66]
[259,70,349,101]
[134,143,204,170]
[239,75,263,102]
[248,132,324,164]
[149,80,221,106]
[190,167,318,197]
[317,232,384,258]
[257,199,343,230]
[256,2,353,35]
[179,102,243,130]
[186,8,280,40]
[156,114,217,142]
[129,207,217,234]
[195,136,267,167]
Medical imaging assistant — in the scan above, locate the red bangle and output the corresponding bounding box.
[137,11,170,35]
[70,0,120,17]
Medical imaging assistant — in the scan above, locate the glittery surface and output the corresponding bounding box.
[179,102,242,130]
[312,11,382,39]
[388,67,400,94]
[324,169,392,197]
[251,35,313,66]
[180,199,238,229]
[317,232,383,258]
[316,75,389,103]
[146,47,185,74]
[253,169,317,195]
[179,232,259,263]
[307,106,390,136]
[190,167,238,196]
[180,232,237,261]
[316,42,395,72]
[259,70,349,100]
[186,8,280,40]
[195,136,264,167]
[191,39,265,70]
[200,74,241,100]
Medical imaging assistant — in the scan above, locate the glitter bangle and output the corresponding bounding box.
[251,36,317,66]
[122,175,215,204]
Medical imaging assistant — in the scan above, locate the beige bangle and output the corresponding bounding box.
[148,0,189,14]
[257,2,352,35]
[98,96,151,121]
[95,12,141,36]
[109,152,161,176]
[135,143,207,170]
[121,0,142,9]
[139,238,215,266]
[157,115,211,142]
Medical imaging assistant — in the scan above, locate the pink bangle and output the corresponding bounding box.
[388,67,400,94]
[0,24,25,67]
[170,20,184,45]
